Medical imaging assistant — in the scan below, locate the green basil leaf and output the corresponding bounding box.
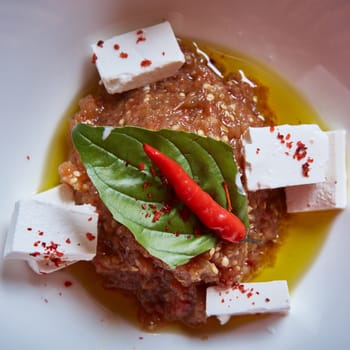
[72,124,249,268]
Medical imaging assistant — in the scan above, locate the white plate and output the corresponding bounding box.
[1,0,349,349]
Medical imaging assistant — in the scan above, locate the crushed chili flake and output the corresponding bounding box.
[286,141,293,149]
[302,162,310,177]
[33,240,40,247]
[38,230,44,236]
[140,59,152,68]
[119,52,128,59]
[150,165,157,177]
[265,298,271,303]
[26,155,31,160]
[136,36,146,44]
[97,40,104,48]
[29,252,40,257]
[64,280,73,288]
[277,132,285,144]
[136,29,144,35]
[27,227,32,231]
[86,232,96,241]
[141,203,147,210]
[161,51,165,56]
[91,53,98,64]
[179,207,191,221]
[113,43,120,50]
[256,147,260,155]
[142,181,152,190]
[269,125,275,132]
[293,141,308,161]
[138,162,145,171]
[65,238,71,244]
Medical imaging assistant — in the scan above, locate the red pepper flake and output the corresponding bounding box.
[91,53,98,64]
[285,133,291,140]
[136,36,146,44]
[247,291,253,298]
[194,227,201,237]
[87,216,93,222]
[41,242,46,248]
[64,280,73,288]
[152,210,162,222]
[140,59,152,68]
[277,132,285,144]
[26,155,31,160]
[136,29,144,35]
[65,238,71,244]
[138,162,145,171]
[150,165,157,177]
[307,156,314,163]
[141,203,147,210]
[86,232,96,241]
[302,162,310,177]
[221,298,225,303]
[96,40,104,48]
[256,147,260,155]
[119,52,128,59]
[147,192,153,198]
[38,230,44,236]
[179,206,191,221]
[27,227,32,231]
[286,141,293,149]
[113,43,120,50]
[29,252,40,257]
[142,181,152,190]
[293,141,307,161]
[161,51,165,56]
[33,240,40,247]
[269,125,275,132]
[265,298,270,303]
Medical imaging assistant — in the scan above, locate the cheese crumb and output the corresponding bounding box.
[242,124,329,191]
[206,280,290,324]
[91,21,185,94]
[4,185,98,274]
[285,130,347,212]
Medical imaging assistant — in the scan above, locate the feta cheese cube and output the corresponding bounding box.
[242,124,329,191]
[4,185,98,274]
[206,280,290,325]
[92,21,185,94]
[286,130,347,212]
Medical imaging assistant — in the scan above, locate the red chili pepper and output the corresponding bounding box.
[143,144,246,242]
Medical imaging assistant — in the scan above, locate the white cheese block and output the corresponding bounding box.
[242,124,329,191]
[206,280,290,325]
[286,130,347,212]
[91,21,185,94]
[4,185,98,274]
